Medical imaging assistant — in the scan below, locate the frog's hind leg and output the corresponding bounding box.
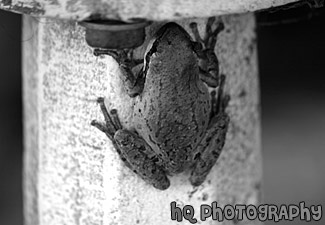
[190,17,225,88]
[114,129,170,190]
[91,97,170,190]
[93,48,145,97]
[190,75,230,186]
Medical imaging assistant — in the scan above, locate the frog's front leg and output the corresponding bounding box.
[93,48,145,97]
[190,17,225,88]
[91,97,170,190]
[190,75,230,186]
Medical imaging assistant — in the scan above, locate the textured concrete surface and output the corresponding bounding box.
[23,15,40,225]
[2,0,300,21]
[23,13,261,225]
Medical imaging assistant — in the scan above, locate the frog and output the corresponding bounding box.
[91,17,230,190]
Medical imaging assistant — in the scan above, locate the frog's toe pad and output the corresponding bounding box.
[189,175,205,187]
[153,177,170,190]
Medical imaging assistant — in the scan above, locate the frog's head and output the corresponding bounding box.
[155,22,192,43]
[143,22,194,72]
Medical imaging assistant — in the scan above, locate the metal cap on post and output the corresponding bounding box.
[79,20,151,49]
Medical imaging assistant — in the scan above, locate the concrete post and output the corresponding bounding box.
[23,13,262,225]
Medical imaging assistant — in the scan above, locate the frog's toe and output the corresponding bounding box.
[212,21,224,36]
[91,119,115,140]
[96,97,105,103]
[109,109,123,130]
[190,22,204,44]
[189,174,205,187]
[153,177,170,190]
[90,120,106,131]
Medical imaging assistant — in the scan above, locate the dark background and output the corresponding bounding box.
[0,5,324,225]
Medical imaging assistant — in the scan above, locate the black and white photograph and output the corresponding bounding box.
[0,0,324,224]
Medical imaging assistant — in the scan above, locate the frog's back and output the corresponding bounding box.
[133,23,211,173]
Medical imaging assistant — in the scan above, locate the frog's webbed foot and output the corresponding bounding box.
[91,97,170,190]
[91,97,128,163]
[190,75,230,186]
[190,17,225,88]
[93,48,145,97]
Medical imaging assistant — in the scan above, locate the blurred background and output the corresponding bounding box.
[0,4,324,225]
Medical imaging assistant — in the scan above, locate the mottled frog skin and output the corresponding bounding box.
[91,17,230,190]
